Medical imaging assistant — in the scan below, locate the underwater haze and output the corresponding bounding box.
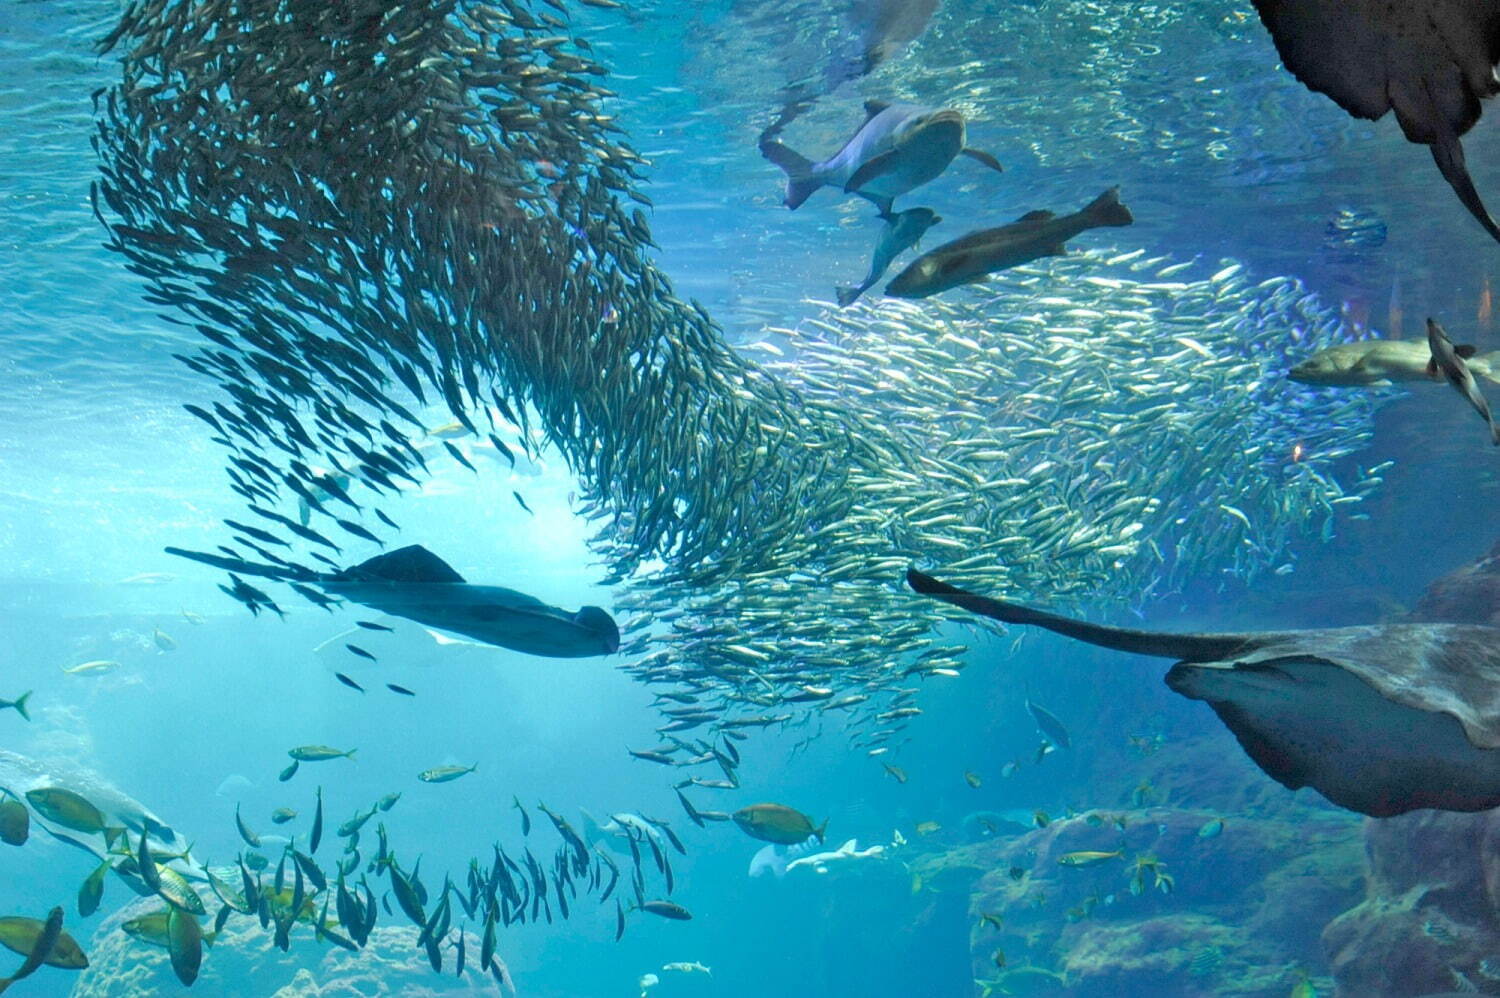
[2,1,1500,996]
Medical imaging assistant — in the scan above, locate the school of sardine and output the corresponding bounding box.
[63,0,1396,984]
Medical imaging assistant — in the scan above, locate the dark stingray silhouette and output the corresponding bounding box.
[1251,0,1500,244]
[907,568,1500,818]
[166,544,619,658]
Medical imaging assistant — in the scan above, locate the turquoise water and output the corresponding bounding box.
[1,1,1499,996]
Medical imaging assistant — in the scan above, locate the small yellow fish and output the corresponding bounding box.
[978,912,1003,931]
[1032,810,1050,829]
[964,772,982,788]
[883,764,907,784]
[915,821,941,836]
[1058,850,1123,867]
[153,629,176,652]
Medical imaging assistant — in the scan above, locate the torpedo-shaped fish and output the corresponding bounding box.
[760,101,1002,214]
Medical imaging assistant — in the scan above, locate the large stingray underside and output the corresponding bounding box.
[907,568,1500,817]
[1251,0,1500,243]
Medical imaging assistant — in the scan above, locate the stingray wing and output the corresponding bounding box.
[1251,0,1500,241]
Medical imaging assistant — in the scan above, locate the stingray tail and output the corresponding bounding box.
[1432,134,1500,246]
[164,546,319,583]
[906,568,1255,661]
[758,137,821,210]
[1084,186,1133,227]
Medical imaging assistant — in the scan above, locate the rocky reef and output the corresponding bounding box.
[919,781,1363,997]
[71,895,514,998]
[1320,537,1500,997]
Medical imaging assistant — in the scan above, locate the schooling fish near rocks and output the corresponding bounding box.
[908,568,1500,818]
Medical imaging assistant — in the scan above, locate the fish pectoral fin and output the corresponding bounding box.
[845,151,901,193]
[862,99,891,119]
[1456,343,1479,359]
[961,147,1004,173]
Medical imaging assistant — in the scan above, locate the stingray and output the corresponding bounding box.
[907,568,1500,818]
[166,544,620,658]
[1250,0,1500,243]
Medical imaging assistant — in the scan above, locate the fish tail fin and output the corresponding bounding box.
[835,285,863,308]
[758,139,821,210]
[1085,186,1133,227]
[346,749,358,760]
[1431,135,1500,245]
[12,692,29,722]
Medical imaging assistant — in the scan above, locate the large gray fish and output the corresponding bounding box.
[908,568,1500,818]
[837,207,942,307]
[1428,318,1500,445]
[1289,337,1500,388]
[760,101,1002,213]
[885,188,1133,299]
[322,547,621,658]
[1250,0,1500,244]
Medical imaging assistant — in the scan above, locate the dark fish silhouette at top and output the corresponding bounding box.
[758,0,941,140]
[165,545,620,658]
[907,568,1500,818]
[1250,0,1500,244]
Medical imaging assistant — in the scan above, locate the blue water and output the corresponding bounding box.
[2,1,1499,997]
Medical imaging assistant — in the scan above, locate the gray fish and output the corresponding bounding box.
[909,568,1500,818]
[323,546,619,658]
[886,188,1133,298]
[1427,318,1500,446]
[1024,697,1070,751]
[761,101,1002,213]
[837,207,942,307]
[1289,338,1499,388]
[1250,0,1500,244]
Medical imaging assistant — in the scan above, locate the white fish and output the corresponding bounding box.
[760,101,1002,213]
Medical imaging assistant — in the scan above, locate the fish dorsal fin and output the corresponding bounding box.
[1458,343,1479,359]
[863,99,891,120]
[1427,357,1439,377]
[341,545,465,584]
[1017,209,1055,223]
[837,839,858,854]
